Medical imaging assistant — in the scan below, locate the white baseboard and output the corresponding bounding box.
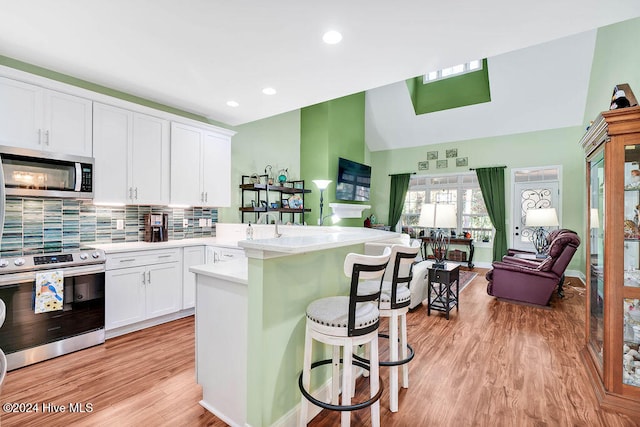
[472,261,492,269]
[270,378,333,427]
[105,308,194,339]
[199,400,245,427]
[565,269,586,283]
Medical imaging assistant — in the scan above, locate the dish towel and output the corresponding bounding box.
[34,270,64,314]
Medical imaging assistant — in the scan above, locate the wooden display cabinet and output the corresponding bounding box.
[581,106,640,416]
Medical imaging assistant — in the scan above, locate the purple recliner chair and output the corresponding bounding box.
[485,231,581,306]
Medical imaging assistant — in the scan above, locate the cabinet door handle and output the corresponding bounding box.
[157,254,172,259]
[119,258,135,263]
[205,192,208,203]
[142,271,146,284]
[129,187,133,199]
[38,129,42,144]
[147,271,151,283]
[135,187,138,199]
[45,130,50,145]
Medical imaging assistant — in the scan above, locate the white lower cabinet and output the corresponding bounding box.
[182,246,205,310]
[105,248,182,331]
[205,246,246,264]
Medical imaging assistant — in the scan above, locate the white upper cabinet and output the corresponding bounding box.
[93,102,170,205]
[170,122,231,207]
[0,77,92,157]
[130,113,170,205]
[170,122,203,205]
[43,89,93,156]
[203,131,231,207]
[93,103,130,204]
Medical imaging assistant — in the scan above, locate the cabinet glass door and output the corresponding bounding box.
[589,149,605,364]
[623,144,640,388]
[624,145,640,284]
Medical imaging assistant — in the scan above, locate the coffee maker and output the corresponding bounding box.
[144,213,168,242]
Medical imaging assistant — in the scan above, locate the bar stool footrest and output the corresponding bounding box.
[353,333,415,367]
[298,358,384,412]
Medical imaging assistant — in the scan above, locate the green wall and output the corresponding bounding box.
[369,126,586,270]
[406,59,491,114]
[218,110,301,223]
[583,16,640,126]
[300,93,370,227]
[246,244,363,426]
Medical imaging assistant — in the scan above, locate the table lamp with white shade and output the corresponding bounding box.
[419,203,457,268]
[525,207,559,257]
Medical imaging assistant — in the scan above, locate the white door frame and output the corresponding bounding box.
[510,165,563,251]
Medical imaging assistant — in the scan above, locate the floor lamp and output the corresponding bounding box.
[525,207,559,257]
[312,180,332,225]
[419,203,457,269]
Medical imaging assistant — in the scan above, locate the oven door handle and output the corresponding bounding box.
[0,264,105,287]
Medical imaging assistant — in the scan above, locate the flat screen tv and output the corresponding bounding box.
[336,157,371,202]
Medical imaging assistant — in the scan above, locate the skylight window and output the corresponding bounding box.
[423,60,483,83]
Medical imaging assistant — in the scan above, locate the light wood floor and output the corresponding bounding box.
[1,271,637,426]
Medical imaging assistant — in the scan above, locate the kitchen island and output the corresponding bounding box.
[191,225,400,427]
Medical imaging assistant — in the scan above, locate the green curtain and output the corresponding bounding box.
[475,167,507,261]
[388,173,411,231]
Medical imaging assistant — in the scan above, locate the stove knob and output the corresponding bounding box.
[91,251,101,259]
[0,259,8,268]
[79,253,88,260]
[14,258,25,266]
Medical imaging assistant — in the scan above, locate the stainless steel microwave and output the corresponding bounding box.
[0,145,94,199]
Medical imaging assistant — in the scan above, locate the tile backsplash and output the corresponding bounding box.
[1,197,217,256]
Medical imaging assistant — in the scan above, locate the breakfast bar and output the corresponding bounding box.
[191,225,400,427]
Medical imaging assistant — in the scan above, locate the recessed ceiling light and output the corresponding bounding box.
[262,87,277,95]
[323,30,343,45]
[226,100,239,107]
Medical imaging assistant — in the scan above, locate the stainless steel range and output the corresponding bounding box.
[0,249,106,370]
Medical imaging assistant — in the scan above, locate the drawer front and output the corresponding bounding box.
[106,248,181,270]
[218,248,246,262]
[431,270,451,283]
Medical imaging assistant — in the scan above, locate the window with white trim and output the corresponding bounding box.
[401,173,494,242]
[423,60,483,84]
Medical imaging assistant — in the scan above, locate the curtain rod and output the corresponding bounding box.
[388,172,417,176]
[468,166,507,171]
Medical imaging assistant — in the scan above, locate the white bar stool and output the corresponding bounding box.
[298,247,391,427]
[357,242,421,412]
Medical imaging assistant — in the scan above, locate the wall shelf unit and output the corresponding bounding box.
[239,175,311,224]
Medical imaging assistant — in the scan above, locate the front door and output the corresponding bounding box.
[512,178,560,252]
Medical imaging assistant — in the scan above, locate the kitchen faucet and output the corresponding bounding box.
[257,211,282,238]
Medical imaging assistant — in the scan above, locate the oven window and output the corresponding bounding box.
[0,273,104,354]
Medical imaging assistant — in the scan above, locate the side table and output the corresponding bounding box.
[420,237,474,268]
[427,263,460,320]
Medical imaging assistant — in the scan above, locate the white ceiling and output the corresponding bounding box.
[365,30,598,151]
[0,1,639,128]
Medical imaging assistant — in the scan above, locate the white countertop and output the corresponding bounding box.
[238,226,400,257]
[86,225,401,257]
[88,236,241,254]
[190,259,248,285]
